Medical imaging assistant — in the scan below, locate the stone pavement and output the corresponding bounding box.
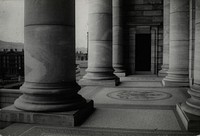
[0,123,196,136]
[0,75,198,135]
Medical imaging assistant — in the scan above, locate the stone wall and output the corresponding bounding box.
[124,0,163,74]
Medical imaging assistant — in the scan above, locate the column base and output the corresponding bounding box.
[158,69,168,77]
[162,79,189,87]
[113,66,127,77]
[114,72,127,77]
[162,74,189,87]
[162,70,189,87]
[14,82,87,112]
[176,103,200,132]
[0,100,94,127]
[158,64,169,77]
[79,77,120,86]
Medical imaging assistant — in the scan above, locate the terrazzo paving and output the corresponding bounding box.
[80,87,189,106]
[1,75,196,135]
[77,76,191,133]
[0,123,196,136]
[120,75,163,82]
[119,81,163,87]
[82,108,182,131]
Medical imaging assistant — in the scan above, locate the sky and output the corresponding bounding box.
[0,0,88,48]
[0,0,24,43]
[76,0,88,48]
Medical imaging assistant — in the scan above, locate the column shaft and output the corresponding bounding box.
[162,0,189,87]
[14,0,86,112]
[113,0,126,77]
[189,0,196,86]
[159,0,170,76]
[80,0,119,86]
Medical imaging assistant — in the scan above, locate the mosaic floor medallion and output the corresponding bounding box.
[107,90,172,101]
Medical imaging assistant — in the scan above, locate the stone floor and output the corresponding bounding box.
[0,75,199,135]
[78,75,190,132]
[0,123,196,136]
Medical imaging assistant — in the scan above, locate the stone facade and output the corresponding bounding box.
[123,0,163,74]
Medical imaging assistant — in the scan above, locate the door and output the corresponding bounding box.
[135,34,151,71]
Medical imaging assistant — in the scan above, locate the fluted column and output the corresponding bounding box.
[112,0,126,77]
[181,0,200,117]
[14,0,86,112]
[80,0,119,86]
[159,0,170,76]
[162,0,189,87]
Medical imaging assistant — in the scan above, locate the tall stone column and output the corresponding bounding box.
[189,0,196,86]
[177,0,200,131]
[80,0,119,86]
[112,0,126,77]
[13,0,89,112]
[162,0,189,87]
[159,0,170,76]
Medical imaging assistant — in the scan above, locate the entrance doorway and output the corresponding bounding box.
[135,34,151,71]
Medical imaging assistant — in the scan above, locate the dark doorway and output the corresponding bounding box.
[135,34,151,71]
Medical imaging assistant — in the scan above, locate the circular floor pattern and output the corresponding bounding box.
[107,90,172,101]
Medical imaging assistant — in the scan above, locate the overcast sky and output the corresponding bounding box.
[76,0,88,48]
[0,0,24,43]
[0,0,88,48]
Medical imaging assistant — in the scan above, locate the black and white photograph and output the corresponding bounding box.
[0,0,200,135]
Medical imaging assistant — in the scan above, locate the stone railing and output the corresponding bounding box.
[0,89,21,109]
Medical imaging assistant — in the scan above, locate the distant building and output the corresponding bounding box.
[76,51,88,61]
[0,49,24,83]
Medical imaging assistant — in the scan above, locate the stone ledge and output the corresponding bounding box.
[176,104,200,132]
[114,72,127,77]
[0,121,13,129]
[0,100,94,127]
[79,78,120,86]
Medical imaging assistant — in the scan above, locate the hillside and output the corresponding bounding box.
[0,40,24,50]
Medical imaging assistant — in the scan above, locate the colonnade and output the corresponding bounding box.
[3,0,200,131]
[161,0,200,131]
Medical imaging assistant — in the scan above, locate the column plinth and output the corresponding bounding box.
[79,0,119,86]
[177,0,200,131]
[162,0,189,87]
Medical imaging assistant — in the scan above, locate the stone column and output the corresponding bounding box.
[112,0,126,77]
[189,0,196,86]
[162,0,189,87]
[177,0,200,131]
[80,0,119,86]
[159,0,170,76]
[14,0,88,112]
